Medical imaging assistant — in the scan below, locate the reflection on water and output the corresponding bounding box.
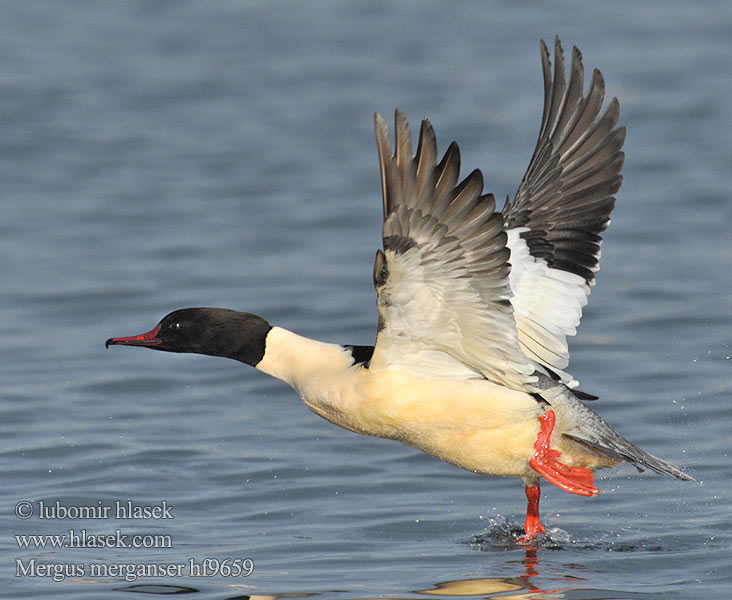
[115,548,657,600]
[419,565,655,599]
[418,577,527,595]
[417,553,542,597]
[113,525,661,600]
[117,586,317,599]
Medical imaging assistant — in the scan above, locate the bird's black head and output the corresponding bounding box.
[106,308,272,367]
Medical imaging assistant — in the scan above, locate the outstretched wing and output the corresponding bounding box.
[369,110,535,390]
[503,37,626,384]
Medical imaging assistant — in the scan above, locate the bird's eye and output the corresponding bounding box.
[170,322,181,331]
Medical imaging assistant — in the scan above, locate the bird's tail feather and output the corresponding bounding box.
[538,377,696,482]
[566,432,695,481]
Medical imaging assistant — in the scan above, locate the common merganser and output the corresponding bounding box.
[107,37,694,541]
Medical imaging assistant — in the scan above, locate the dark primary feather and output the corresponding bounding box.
[503,36,626,285]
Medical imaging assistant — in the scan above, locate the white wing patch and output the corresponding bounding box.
[507,227,590,385]
[372,241,533,386]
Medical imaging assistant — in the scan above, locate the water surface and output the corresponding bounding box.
[2,2,731,598]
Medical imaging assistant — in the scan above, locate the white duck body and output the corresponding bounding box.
[256,327,618,482]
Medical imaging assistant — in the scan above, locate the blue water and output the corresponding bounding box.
[2,1,731,598]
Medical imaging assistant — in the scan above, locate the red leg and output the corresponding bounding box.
[529,410,599,497]
[517,484,545,543]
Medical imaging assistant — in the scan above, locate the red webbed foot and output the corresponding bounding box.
[529,409,599,497]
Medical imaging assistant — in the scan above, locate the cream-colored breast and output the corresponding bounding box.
[348,369,543,477]
[256,327,597,479]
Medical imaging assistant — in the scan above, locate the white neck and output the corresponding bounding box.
[255,326,369,432]
[256,327,355,391]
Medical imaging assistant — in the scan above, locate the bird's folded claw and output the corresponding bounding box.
[529,410,598,497]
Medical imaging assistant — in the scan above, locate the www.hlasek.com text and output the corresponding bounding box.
[16,529,172,549]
